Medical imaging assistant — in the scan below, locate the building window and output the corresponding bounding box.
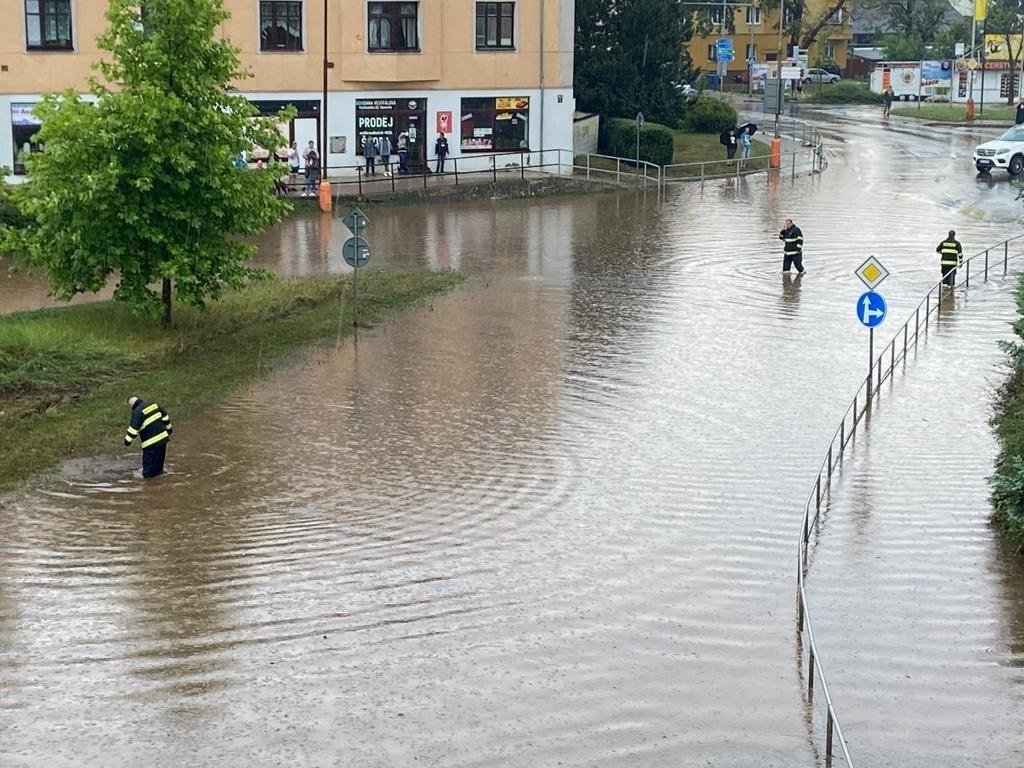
[782,6,795,25]
[25,0,73,51]
[824,41,837,59]
[709,7,725,25]
[368,2,419,51]
[827,7,843,24]
[745,7,761,25]
[476,2,514,49]
[260,1,303,50]
[461,97,529,152]
[707,43,716,61]
[12,103,43,175]
[746,43,756,60]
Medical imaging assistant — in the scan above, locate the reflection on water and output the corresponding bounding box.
[2,112,1024,766]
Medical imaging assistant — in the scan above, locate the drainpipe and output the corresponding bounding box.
[539,0,545,154]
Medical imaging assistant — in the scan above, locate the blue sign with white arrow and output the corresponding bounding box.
[857,291,887,328]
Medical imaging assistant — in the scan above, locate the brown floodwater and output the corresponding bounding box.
[1,109,1022,766]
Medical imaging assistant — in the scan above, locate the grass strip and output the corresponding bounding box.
[0,269,463,493]
[892,104,1015,123]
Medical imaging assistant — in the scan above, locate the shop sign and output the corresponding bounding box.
[11,103,42,126]
[495,97,529,110]
[436,111,452,134]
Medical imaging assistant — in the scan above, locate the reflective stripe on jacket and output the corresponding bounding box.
[936,238,962,266]
[779,225,804,254]
[124,400,173,449]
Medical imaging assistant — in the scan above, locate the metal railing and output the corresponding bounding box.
[795,232,1024,767]
[662,121,825,189]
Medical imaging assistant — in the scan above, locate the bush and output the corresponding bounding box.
[0,191,24,229]
[990,456,1024,555]
[683,96,738,134]
[601,117,675,166]
[803,81,883,104]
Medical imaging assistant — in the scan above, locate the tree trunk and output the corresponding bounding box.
[162,277,172,327]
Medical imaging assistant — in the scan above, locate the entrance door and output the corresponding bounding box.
[294,117,319,157]
[397,99,427,173]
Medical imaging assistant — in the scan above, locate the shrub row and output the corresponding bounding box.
[601,117,675,166]
[803,81,883,104]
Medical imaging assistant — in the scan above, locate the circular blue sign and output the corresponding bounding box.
[856,291,887,328]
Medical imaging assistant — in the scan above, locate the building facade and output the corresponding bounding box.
[686,2,854,81]
[1,0,575,176]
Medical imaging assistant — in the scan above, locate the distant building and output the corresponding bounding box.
[686,1,854,80]
[2,0,575,178]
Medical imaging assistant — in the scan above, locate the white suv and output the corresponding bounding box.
[974,125,1024,176]
[803,68,841,84]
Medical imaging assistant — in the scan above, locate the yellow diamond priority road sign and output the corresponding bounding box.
[855,255,890,290]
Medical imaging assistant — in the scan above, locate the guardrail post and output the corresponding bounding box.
[453,157,459,186]
[1006,241,1009,276]
[965,259,970,288]
[840,417,845,450]
[826,710,834,757]
[791,151,796,180]
[890,340,895,379]
[827,444,833,483]
[492,159,497,184]
[903,324,908,358]
[815,476,821,516]
[700,162,705,191]
[915,306,920,343]
[357,167,363,198]
[925,293,930,332]
[985,249,989,281]
[616,158,621,185]
[797,592,805,628]
[521,151,526,180]
[853,393,857,431]
[587,154,591,181]
[808,648,815,698]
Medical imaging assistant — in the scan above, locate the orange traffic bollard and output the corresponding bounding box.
[965,98,976,122]
[318,179,332,212]
[769,137,782,168]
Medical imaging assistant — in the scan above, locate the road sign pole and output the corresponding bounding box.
[867,327,874,400]
[353,213,360,328]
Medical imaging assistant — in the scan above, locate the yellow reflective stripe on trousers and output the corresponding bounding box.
[142,412,163,429]
[140,431,169,448]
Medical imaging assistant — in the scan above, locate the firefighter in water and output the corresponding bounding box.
[778,218,805,274]
[124,396,173,478]
[936,229,963,290]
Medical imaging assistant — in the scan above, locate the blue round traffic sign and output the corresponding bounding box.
[856,291,887,328]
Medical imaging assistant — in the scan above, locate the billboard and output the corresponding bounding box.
[985,34,1024,60]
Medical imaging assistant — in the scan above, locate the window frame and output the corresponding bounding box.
[367,1,420,53]
[259,0,304,52]
[707,43,716,62]
[475,1,515,51]
[708,7,725,26]
[827,7,843,24]
[745,7,761,25]
[824,41,837,59]
[24,0,74,52]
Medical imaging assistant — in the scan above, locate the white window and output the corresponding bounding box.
[827,7,843,24]
[825,41,837,58]
[746,7,761,25]
[707,43,716,61]
[746,43,756,60]
[709,7,725,25]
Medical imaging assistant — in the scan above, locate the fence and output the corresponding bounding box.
[795,232,1024,767]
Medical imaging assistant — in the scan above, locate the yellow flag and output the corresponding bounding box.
[976,0,986,21]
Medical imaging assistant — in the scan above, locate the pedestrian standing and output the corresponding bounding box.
[721,126,738,163]
[883,87,894,118]
[739,127,751,167]
[363,136,378,175]
[779,218,805,274]
[936,229,963,289]
[397,132,409,174]
[434,133,449,173]
[124,396,173,478]
[1015,98,1024,125]
[380,135,393,176]
[286,140,300,190]
[303,144,320,196]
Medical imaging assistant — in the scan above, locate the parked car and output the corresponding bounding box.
[973,125,1024,176]
[803,68,841,84]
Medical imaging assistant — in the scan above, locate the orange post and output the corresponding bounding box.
[318,179,332,212]
[965,98,976,122]
[770,137,782,168]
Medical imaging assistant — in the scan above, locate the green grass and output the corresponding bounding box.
[801,81,882,104]
[892,103,1016,122]
[574,130,771,181]
[0,269,463,492]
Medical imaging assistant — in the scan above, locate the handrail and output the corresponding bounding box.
[796,231,1024,766]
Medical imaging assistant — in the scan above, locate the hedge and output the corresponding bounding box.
[601,117,675,166]
[803,81,883,104]
[683,97,738,134]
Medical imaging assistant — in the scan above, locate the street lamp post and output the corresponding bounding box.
[319,0,332,211]
[769,0,784,168]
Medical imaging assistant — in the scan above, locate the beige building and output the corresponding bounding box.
[1,0,574,175]
[686,2,853,82]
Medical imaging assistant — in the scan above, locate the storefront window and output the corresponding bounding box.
[12,103,43,175]
[460,97,529,152]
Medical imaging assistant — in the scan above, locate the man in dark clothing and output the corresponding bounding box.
[936,229,963,289]
[721,127,738,162]
[434,133,449,173]
[124,396,173,478]
[1016,99,1024,125]
[779,218,805,274]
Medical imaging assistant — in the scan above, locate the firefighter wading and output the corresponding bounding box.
[779,218,805,274]
[124,396,173,478]
[936,229,963,289]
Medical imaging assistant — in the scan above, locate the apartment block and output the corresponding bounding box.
[1,0,575,175]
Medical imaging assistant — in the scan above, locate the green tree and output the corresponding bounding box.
[575,0,694,125]
[881,32,927,60]
[5,0,290,325]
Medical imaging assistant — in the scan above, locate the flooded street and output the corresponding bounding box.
[2,108,1023,766]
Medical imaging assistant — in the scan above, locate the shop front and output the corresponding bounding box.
[11,103,42,176]
[459,97,529,153]
[355,97,427,171]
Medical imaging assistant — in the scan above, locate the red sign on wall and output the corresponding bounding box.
[436,111,452,135]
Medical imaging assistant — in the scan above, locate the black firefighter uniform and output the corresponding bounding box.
[936,235,963,288]
[124,397,172,478]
